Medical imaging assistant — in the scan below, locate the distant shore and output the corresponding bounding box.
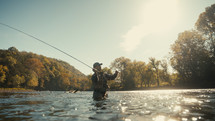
[0,88,35,92]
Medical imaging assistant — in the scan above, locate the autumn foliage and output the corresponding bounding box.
[0,47,90,91]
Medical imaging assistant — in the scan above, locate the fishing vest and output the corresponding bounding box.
[92,72,108,92]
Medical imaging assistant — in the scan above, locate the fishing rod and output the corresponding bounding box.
[0,22,93,70]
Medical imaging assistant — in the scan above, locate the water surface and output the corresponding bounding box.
[0,89,215,121]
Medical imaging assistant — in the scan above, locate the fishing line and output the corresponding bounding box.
[0,22,93,70]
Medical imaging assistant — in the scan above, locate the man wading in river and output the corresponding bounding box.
[91,62,118,100]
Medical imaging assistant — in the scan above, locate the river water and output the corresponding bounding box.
[0,89,215,121]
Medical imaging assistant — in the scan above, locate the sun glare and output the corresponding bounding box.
[142,0,179,33]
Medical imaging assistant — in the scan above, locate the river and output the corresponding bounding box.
[0,89,215,121]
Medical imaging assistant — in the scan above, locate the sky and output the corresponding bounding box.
[0,0,214,75]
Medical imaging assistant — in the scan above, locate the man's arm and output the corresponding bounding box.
[104,71,118,80]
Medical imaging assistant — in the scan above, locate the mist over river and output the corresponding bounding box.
[0,89,215,121]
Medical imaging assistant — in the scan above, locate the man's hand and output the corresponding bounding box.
[115,70,119,75]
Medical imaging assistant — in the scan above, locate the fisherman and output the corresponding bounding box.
[91,62,118,100]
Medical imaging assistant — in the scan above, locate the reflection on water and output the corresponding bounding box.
[0,89,215,121]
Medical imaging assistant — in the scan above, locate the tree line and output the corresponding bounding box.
[0,47,90,91]
[103,57,173,90]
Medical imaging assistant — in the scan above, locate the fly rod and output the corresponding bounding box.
[0,22,93,70]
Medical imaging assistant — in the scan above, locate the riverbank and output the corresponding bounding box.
[0,88,35,92]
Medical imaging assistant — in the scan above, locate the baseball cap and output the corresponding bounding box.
[93,62,102,68]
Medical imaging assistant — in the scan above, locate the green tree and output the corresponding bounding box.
[170,30,211,87]
[110,57,135,89]
[57,73,71,90]
[124,63,137,89]
[149,57,160,87]
[133,61,146,88]
[25,58,45,77]
[8,47,19,52]
[195,3,215,86]
[160,60,171,86]
[144,64,154,87]
[4,56,17,67]
[0,65,8,85]
[195,4,215,59]
[10,75,25,87]
[26,71,39,88]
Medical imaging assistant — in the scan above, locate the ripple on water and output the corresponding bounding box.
[0,89,215,121]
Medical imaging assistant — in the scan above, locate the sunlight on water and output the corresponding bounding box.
[173,105,181,112]
[153,115,165,121]
[152,115,177,121]
[0,89,215,121]
[183,98,201,104]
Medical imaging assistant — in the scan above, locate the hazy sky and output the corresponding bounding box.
[0,0,214,75]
